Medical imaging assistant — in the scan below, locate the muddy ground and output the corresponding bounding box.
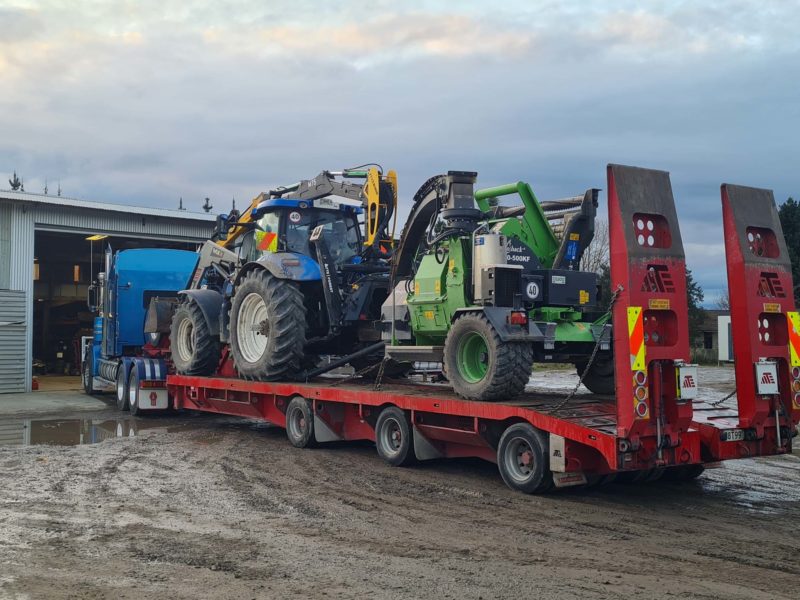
[1,367,799,599]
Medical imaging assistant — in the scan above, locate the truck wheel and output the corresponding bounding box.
[82,353,95,395]
[375,406,416,466]
[115,365,130,411]
[285,396,317,448]
[575,355,615,395]
[497,423,552,493]
[443,313,532,401]
[129,369,142,416]
[229,270,306,380]
[170,299,220,375]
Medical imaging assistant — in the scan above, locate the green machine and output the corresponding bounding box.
[383,171,612,401]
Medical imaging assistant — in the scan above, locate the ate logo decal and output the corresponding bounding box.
[760,372,775,385]
[682,375,695,388]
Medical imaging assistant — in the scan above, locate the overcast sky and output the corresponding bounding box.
[1,0,798,302]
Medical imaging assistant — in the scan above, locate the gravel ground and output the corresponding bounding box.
[1,366,798,599]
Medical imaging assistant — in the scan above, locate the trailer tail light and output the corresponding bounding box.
[632,369,649,419]
[508,311,528,326]
[141,380,165,389]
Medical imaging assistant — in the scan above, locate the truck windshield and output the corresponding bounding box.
[286,210,361,264]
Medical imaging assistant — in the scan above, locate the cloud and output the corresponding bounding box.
[0,0,798,298]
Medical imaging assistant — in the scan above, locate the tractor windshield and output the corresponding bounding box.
[286,209,361,264]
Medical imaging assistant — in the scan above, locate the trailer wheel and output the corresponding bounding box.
[285,397,317,448]
[115,365,130,411]
[443,313,533,401]
[229,269,306,381]
[128,369,142,416]
[170,299,220,375]
[82,353,95,395]
[497,423,552,494]
[375,406,416,466]
[575,355,615,395]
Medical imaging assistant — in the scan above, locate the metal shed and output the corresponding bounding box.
[0,191,216,392]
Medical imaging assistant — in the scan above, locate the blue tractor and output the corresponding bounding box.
[169,167,400,381]
[83,247,198,414]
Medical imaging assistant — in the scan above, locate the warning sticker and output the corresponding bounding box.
[648,298,670,310]
[763,302,782,313]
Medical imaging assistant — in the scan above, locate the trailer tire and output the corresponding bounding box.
[375,406,416,466]
[128,369,142,416]
[497,423,551,493]
[82,353,95,395]
[115,365,130,411]
[443,313,532,401]
[285,397,317,448]
[662,464,705,482]
[171,299,220,375]
[575,355,615,395]
[229,269,306,381]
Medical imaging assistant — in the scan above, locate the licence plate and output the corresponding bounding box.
[722,429,745,442]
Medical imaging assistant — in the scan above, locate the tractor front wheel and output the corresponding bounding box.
[443,313,532,401]
[170,299,220,375]
[229,269,306,380]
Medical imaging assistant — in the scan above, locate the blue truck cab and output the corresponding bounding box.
[82,247,198,414]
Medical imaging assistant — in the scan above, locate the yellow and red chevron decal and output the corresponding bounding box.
[627,306,645,371]
[787,311,800,367]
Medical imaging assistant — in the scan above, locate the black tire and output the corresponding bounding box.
[82,351,95,395]
[285,397,317,448]
[115,365,130,411]
[497,423,552,493]
[129,368,142,416]
[443,313,533,401]
[662,464,705,482]
[575,355,615,395]
[170,299,220,375]
[229,269,306,381]
[374,406,416,466]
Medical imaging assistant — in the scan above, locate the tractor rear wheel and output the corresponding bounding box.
[575,354,615,395]
[443,313,532,401]
[229,269,306,380]
[170,299,220,375]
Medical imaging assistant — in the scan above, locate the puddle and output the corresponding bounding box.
[0,417,153,447]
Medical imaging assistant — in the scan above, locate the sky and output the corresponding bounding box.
[1,0,798,303]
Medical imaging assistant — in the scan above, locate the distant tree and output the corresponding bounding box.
[779,197,800,302]
[581,220,609,274]
[8,171,21,191]
[714,288,730,311]
[597,263,611,306]
[686,268,706,345]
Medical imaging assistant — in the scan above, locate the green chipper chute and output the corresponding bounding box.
[382,171,613,401]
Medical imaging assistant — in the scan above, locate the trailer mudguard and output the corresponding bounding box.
[607,164,693,443]
[178,288,223,338]
[721,184,799,440]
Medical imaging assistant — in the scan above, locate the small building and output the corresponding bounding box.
[0,190,216,393]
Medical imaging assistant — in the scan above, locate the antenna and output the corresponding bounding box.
[44,179,48,195]
[57,181,62,196]
[178,197,186,211]
[202,197,213,213]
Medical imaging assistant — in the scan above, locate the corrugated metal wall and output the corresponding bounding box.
[0,289,28,393]
[0,196,214,393]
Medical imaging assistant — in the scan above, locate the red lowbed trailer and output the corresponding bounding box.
[166,165,799,493]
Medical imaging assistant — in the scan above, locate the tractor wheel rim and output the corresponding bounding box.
[505,437,535,483]
[457,331,490,383]
[237,292,268,364]
[176,317,194,362]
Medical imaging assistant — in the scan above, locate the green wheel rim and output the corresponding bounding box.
[457,331,490,383]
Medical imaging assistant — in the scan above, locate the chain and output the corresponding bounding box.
[550,284,623,413]
[709,389,737,407]
[373,356,390,391]
[327,360,383,387]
